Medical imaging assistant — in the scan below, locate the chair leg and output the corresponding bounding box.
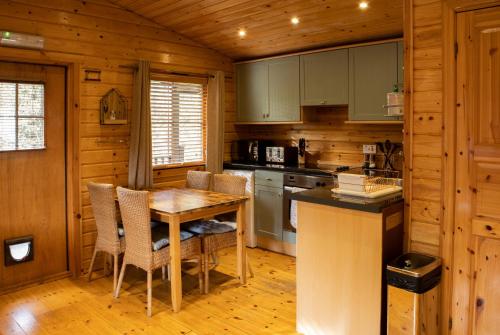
[162,266,166,281]
[198,256,203,294]
[87,248,98,282]
[211,252,219,266]
[204,252,210,294]
[114,261,127,298]
[167,264,171,281]
[147,270,153,317]
[246,253,254,278]
[113,254,119,292]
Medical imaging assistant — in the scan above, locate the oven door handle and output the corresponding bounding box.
[284,186,308,193]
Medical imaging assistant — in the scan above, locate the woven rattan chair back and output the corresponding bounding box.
[213,174,246,196]
[88,182,120,245]
[116,187,153,259]
[186,170,212,190]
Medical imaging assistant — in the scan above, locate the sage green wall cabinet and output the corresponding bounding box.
[268,56,301,122]
[300,49,349,106]
[236,61,268,122]
[348,42,399,121]
[254,170,283,240]
[235,57,301,123]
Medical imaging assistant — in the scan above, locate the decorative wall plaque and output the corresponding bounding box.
[100,88,127,125]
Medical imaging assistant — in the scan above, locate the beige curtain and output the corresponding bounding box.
[206,71,225,174]
[128,60,153,189]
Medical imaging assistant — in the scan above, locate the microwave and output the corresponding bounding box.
[265,146,299,165]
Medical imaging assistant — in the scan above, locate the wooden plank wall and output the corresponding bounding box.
[0,0,233,275]
[224,107,404,169]
[405,0,444,257]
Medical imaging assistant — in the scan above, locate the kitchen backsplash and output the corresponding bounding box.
[224,106,404,171]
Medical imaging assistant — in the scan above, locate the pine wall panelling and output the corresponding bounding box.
[405,0,443,258]
[0,0,233,276]
[224,107,404,169]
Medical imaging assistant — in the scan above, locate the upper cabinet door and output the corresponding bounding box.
[236,62,269,122]
[300,49,349,106]
[348,43,398,121]
[268,56,301,122]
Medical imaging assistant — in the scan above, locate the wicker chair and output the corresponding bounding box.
[114,187,202,317]
[186,170,212,190]
[186,174,253,293]
[87,182,126,292]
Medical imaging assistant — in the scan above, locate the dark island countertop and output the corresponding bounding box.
[223,161,345,177]
[290,187,403,213]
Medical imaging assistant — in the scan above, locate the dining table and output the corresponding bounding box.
[148,187,248,312]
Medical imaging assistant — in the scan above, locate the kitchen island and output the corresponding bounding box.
[291,188,404,335]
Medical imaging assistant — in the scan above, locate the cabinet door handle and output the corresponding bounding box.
[266,178,272,181]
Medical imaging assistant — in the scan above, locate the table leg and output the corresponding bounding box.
[236,201,247,284]
[169,215,182,312]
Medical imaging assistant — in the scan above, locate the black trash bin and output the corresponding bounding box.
[386,253,441,335]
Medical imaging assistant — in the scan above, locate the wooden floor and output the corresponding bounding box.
[0,248,298,335]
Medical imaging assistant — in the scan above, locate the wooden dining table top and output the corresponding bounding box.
[149,187,248,215]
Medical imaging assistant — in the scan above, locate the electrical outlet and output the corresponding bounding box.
[363,144,377,154]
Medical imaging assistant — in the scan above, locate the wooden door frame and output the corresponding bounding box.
[441,1,500,334]
[0,55,81,280]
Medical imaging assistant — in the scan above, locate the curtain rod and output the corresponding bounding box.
[119,64,215,79]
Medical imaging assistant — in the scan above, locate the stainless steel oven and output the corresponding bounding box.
[283,173,337,233]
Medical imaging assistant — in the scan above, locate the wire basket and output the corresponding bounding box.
[363,176,400,193]
[337,172,401,194]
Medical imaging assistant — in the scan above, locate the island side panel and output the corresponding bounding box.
[296,201,383,335]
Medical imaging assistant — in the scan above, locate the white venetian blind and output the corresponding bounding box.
[150,80,206,167]
[0,81,45,151]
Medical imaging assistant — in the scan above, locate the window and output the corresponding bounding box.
[0,82,45,151]
[150,79,206,167]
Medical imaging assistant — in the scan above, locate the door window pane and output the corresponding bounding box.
[0,81,45,151]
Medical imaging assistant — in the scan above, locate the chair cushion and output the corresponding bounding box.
[151,224,194,251]
[117,220,162,238]
[185,219,236,235]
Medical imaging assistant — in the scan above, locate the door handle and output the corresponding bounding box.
[266,178,272,181]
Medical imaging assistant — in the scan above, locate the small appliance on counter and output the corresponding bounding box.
[265,146,299,166]
[230,140,272,165]
[298,138,306,165]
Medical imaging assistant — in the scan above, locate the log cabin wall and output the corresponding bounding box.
[404,0,443,257]
[224,107,404,169]
[0,0,233,275]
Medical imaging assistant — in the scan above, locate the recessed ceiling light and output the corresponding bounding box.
[238,29,246,37]
[291,17,300,25]
[359,1,369,9]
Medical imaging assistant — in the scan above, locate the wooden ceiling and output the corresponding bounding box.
[109,0,403,60]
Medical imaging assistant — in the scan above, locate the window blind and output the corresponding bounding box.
[150,80,206,167]
[0,82,45,152]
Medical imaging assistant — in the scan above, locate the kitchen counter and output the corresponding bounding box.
[223,161,347,176]
[294,188,404,334]
[290,186,403,213]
